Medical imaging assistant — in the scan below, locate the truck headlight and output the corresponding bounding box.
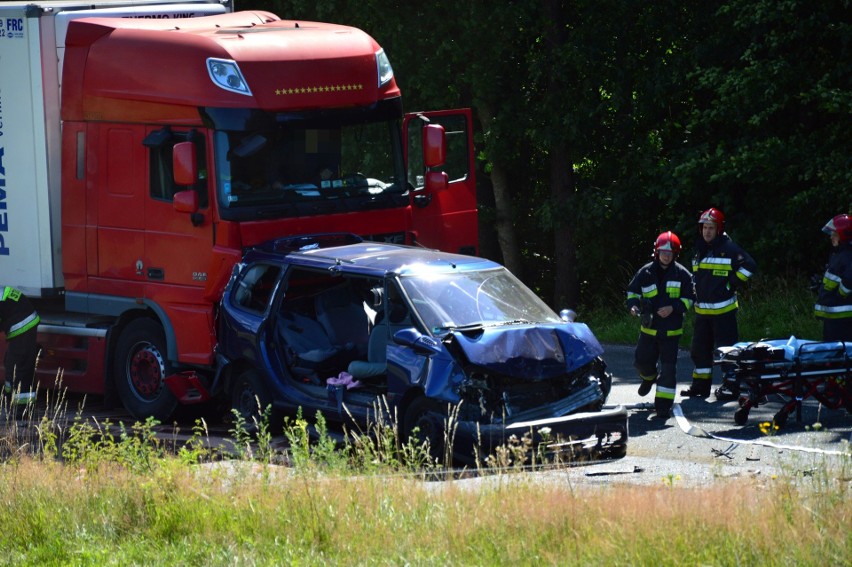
[376,49,393,88]
[207,58,252,96]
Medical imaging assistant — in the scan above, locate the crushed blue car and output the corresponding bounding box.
[217,234,627,462]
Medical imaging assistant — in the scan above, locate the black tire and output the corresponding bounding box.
[403,397,445,461]
[772,410,788,429]
[230,369,272,430]
[113,318,178,422]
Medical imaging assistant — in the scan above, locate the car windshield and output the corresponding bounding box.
[399,267,562,333]
[214,119,406,220]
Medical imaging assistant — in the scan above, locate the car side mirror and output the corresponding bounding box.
[393,328,442,357]
[560,309,577,323]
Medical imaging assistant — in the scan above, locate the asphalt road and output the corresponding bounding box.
[561,343,852,486]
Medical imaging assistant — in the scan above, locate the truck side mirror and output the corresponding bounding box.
[173,141,197,186]
[422,123,446,168]
[424,171,448,193]
[173,189,199,214]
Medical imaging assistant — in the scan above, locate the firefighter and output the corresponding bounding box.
[682,208,757,399]
[814,214,852,341]
[626,231,695,419]
[0,286,41,408]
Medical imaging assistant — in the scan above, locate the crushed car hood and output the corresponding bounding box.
[451,323,604,379]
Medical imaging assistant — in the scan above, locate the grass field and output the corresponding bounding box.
[0,449,849,565]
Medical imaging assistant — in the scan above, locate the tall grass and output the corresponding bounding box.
[0,452,849,565]
[585,275,823,345]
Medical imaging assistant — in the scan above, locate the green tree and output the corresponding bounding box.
[669,0,852,276]
[245,0,851,309]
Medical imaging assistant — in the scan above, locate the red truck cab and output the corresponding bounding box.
[2,5,477,420]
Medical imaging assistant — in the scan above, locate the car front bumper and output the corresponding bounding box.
[451,405,629,463]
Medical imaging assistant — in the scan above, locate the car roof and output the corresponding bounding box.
[244,241,501,278]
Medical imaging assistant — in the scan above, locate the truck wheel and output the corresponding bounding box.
[230,369,272,431]
[403,397,445,462]
[113,318,178,422]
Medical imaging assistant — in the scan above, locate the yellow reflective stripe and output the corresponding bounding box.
[641,326,682,336]
[697,257,732,270]
[693,368,712,379]
[641,284,658,298]
[814,304,852,319]
[681,298,693,310]
[656,387,676,399]
[695,297,738,315]
[2,287,22,302]
[823,271,841,285]
[7,312,40,339]
[665,282,682,297]
[737,267,753,281]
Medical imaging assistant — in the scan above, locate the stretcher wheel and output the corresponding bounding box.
[734,407,749,426]
[772,410,788,428]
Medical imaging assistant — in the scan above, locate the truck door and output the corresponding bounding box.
[142,127,213,293]
[141,127,217,365]
[404,109,478,256]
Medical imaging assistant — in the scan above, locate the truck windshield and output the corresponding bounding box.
[214,118,407,221]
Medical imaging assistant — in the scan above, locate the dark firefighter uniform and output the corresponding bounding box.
[0,286,41,405]
[686,220,757,398]
[626,232,695,418]
[815,215,852,342]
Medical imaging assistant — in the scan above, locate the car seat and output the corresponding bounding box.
[315,283,370,356]
[347,314,389,378]
[277,310,341,377]
[347,299,411,379]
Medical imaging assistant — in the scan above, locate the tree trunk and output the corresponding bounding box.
[475,104,524,279]
[551,144,579,309]
[543,0,579,308]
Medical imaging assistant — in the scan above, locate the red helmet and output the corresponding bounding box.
[655,231,681,259]
[698,207,725,232]
[823,214,852,243]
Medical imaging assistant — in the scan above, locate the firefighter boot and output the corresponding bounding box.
[637,375,656,397]
[680,380,711,398]
[654,397,673,420]
[653,363,677,418]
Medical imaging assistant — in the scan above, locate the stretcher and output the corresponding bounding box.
[714,337,852,427]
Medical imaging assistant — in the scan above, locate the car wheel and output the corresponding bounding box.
[230,369,272,430]
[113,318,178,422]
[403,396,446,461]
